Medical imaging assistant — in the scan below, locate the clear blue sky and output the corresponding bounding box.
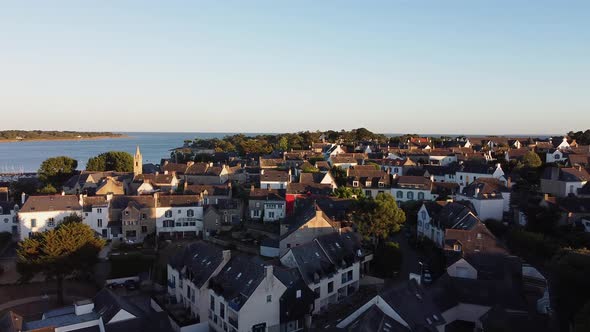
[0,1,588,135]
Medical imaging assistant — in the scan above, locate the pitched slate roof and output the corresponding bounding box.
[345,304,410,332]
[380,279,445,331]
[430,273,527,312]
[286,183,333,196]
[109,195,155,209]
[299,172,326,184]
[249,188,285,201]
[542,166,590,182]
[161,162,189,174]
[208,255,267,310]
[156,194,201,207]
[461,178,508,199]
[82,196,109,212]
[20,195,82,213]
[316,232,362,268]
[260,169,290,183]
[457,163,498,174]
[393,176,432,190]
[287,238,336,284]
[94,288,144,323]
[133,173,176,185]
[432,202,479,230]
[169,241,226,288]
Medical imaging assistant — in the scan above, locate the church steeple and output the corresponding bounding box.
[134,146,142,176]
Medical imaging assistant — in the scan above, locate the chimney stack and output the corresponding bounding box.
[222,250,231,264]
[21,192,27,205]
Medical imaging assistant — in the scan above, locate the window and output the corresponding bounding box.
[268,212,275,219]
[47,218,55,227]
[420,211,426,221]
[396,191,403,199]
[163,220,174,227]
[97,208,102,213]
[266,295,272,303]
[418,192,425,200]
[253,210,260,217]
[165,210,172,218]
[187,209,194,217]
[328,281,334,293]
[347,270,353,281]
[219,303,225,319]
[97,219,103,227]
[141,213,147,220]
[141,226,147,233]
[378,182,384,188]
[394,167,399,173]
[31,219,37,227]
[178,210,182,214]
[3,218,7,223]
[352,181,359,187]
[296,290,301,298]
[342,273,347,284]
[210,295,215,311]
[407,191,414,200]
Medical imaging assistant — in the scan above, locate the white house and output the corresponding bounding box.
[455,163,506,190]
[249,188,286,222]
[12,288,173,331]
[541,166,589,197]
[335,280,445,331]
[0,201,19,237]
[391,176,435,202]
[18,195,83,240]
[260,169,291,190]
[416,201,480,248]
[155,194,203,238]
[207,256,287,332]
[546,149,569,164]
[280,232,365,314]
[167,242,231,322]
[455,178,511,221]
[82,195,111,238]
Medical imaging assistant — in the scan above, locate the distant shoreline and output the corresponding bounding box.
[0,134,129,144]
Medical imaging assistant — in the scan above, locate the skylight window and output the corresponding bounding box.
[235,272,242,279]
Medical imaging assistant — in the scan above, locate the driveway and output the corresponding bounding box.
[390,231,422,281]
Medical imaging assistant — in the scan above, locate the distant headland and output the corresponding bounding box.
[0,130,127,143]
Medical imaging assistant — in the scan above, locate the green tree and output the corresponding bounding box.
[333,187,365,199]
[16,215,105,304]
[354,193,406,243]
[300,164,319,173]
[38,184,58,194]
[86,151,133,172]
[38,156,78,189]
[522,151,542,168]
[550,248,590,329]
[277,136,289,151]
[330,166,347,186]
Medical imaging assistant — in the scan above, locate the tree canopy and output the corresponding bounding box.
[16,214,105,304]
[354,193,406,243]
[86,151,134,172]
[38,156,78,189]
[522,150,542,168]
[567,129,590,145]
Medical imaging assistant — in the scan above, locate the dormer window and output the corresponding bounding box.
[365,181,372,187]
[476,233,482,239]
[352,181,359,187]
[453,244,461,251]
[378,182,384,188]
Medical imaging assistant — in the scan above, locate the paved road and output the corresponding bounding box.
[391,231,422,281]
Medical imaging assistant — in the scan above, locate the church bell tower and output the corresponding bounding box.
[134,146,142,176]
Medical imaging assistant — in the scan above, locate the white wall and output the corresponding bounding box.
[18,210,83,240]
[83,206,109,237]
[156,206,203,236]
[447,259,478,279]
[0,207,18,235]
[391,188,433,202]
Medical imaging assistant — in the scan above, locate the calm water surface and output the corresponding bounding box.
[0,132,232,172]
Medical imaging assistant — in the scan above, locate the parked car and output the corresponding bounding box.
[422,269,433,285]
[124,279,138,290]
